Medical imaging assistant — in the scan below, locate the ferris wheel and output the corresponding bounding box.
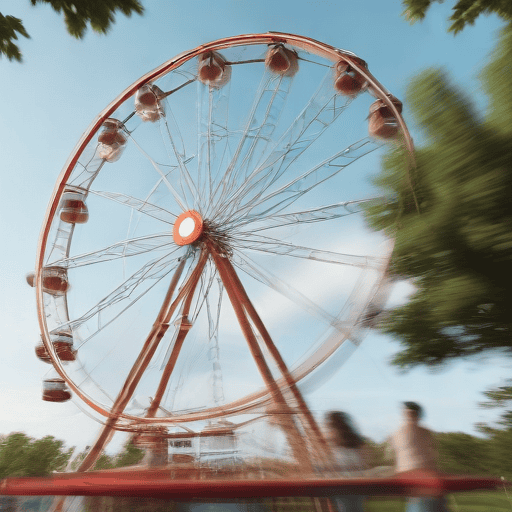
[28,32,413,472]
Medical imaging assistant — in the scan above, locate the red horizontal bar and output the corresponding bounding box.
[0,470,503,499]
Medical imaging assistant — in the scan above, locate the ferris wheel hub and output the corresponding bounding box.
[173,210,204,246]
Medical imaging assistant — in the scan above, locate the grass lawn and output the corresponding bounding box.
[447,491,512,511]
[365,491,512,512]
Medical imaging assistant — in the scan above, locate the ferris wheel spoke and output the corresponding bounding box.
[233,235,384,269]
[68,150,108,191]
[229,137,381,223]
[196,83,229,214]
[213,72,292,214]
[188,259,218,324]
[155,72,197,107]
[218,71,353,222]
[159,101,200,210]
[89,186,182,224]
[142,157,194,205]
[121,172,184,243]
[206,275,223,341]
[205,277,225,406]
[231,197,379,233]
[48,233,177,269]
[87,189,178,225]
[69,251,183,340]
[127,133,190,212]
[75,353,117,404]
[233,251,349,331]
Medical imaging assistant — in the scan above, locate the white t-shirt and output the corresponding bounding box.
[389,424,437,473]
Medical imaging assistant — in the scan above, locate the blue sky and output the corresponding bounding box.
[0,0,509,454]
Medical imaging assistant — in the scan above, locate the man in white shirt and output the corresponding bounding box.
[390,402,437,473]
[388,402,448,512]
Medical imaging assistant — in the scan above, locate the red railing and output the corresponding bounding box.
[0,470,503,499]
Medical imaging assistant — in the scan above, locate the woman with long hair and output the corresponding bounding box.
[325,411,371,512]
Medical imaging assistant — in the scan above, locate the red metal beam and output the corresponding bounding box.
[219,254,334,468]
[145,250,209,418]
[0,471,503,498]
[209,245,313,471]
[77,255,190,471]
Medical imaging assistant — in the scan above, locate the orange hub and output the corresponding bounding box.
[173,210,204,246]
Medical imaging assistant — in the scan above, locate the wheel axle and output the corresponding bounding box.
[173,210,204,246]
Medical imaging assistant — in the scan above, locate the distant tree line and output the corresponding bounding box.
[2,428,512,480]
[0,432,143,478]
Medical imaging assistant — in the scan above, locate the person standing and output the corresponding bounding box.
[325,411,371,512]
[388,402,448,512]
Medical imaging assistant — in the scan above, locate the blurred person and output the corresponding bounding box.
[325,411,371,512]
[388,402,448,512]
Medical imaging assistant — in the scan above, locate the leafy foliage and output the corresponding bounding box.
[70,440,144,471]
[0,14,30,62]
[365,26,512,369]
[114,441,144,468]
[402,0,512,34]
[30,0,144,39]
[0,0,143,62]
[0,432,73,477]
[477,380,512,435]
[0,431,143,483]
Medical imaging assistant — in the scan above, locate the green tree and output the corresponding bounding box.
[402,0,512,34]
[114,441,144,468]
[436,432,490,475]
[0,432,73,477]
[476,380,512,435]
[485,428,512,479]
[93,452,115,470]
[69,441,144,471]
[365,25,512,369]
[0,14,30,62]
[0,0,144,62]
[69,449,114,471]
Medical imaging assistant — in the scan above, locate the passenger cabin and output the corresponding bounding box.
[98,118,127,162]
[35,342,52,364]
[26,267,69,296]
[334,57,368,97]
[368,96,403,139]
[197,52,231,88]
[265,45,298,77]
[59,189,89,224]
[135,84,165,122]
[35,330,76,364]
[42,378,71,403]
